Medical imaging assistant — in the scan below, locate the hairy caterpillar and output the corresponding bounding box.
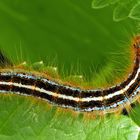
[0,36,139,115]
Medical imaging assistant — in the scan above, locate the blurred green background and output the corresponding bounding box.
[0,0,140,140]
[0,0,138,81]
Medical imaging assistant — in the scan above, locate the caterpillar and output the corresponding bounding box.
[0,36,139,115]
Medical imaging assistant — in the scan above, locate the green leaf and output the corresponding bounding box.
[129,2,140,20]
[92,0,118,9]
[0,95,139,140]
[113,3,132,22]
[92,0,109,9]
